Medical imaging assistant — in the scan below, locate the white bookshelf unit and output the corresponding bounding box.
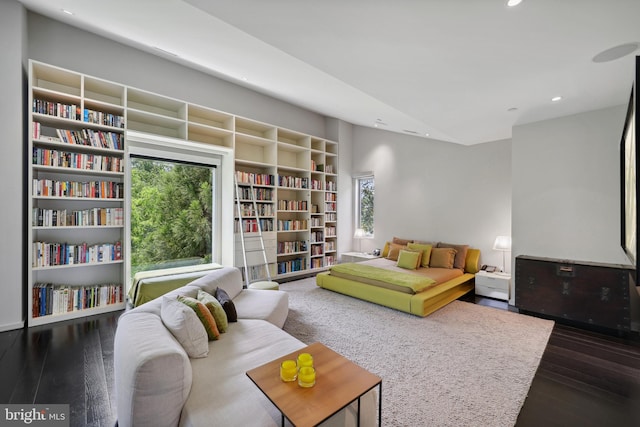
[234,121,338,281]
[28,60,339,325]
[29,61,127,326]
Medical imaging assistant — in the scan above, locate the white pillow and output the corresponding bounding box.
[160,295,209,358]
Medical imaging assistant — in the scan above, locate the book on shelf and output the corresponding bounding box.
[32,241,123,268]
[33,147,123,173]
[32,282,124,318]
[32,207,124,227]
[33,178,124,199]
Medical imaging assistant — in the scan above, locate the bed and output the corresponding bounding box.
[316,240,480,317]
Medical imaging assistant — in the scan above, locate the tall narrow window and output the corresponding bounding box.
[129,157,214,276]
[355,175,375,236]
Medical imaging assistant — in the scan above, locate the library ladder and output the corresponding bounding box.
[234,176,278,289]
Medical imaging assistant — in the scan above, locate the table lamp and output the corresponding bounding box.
[493,235,511,275]
[354,228,366,253]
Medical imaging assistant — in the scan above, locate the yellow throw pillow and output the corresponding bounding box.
[178,295,220,341]
[197,289,228,333]
[396,249,422,270]
[407,242,432,268]
[429,248,457,269]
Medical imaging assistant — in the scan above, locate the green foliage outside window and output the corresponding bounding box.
[130,158,213,275]
[359,177,374,235]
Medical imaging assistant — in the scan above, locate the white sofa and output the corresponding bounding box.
[114,266,377,427]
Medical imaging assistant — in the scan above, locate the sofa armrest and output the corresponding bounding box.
[114,312,192,427]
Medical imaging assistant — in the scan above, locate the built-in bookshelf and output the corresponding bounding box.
[28,61,340,325]
[29,61,127,326]
[234,125,338,280]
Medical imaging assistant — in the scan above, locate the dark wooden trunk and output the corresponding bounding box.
[516,255,637,333]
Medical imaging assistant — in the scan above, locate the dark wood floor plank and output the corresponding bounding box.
[83,319,113,427]
[35,322,88,426]
[5,329,52,404]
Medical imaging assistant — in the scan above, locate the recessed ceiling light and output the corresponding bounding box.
[61,9,74,15]
[507,107,518,112]
[425,133,430,137]
[551,96,563,102]
[506,0,523,7]
[592,43,640,63]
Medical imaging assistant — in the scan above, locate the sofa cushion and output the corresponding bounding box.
[114,312,193,427]
[178,295,220,340]
[197,289,228,333]
[215,287,238,322]
[161,296,209,358]
[181,319,306,426]
[232,289,289,328]
[429,247,457,269]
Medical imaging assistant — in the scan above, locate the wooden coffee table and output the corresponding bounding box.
[246,342,382,427]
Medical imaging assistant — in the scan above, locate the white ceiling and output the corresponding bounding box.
[18,0,640,145]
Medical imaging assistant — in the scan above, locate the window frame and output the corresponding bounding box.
[354,173,375,238]
[125,132,225,289]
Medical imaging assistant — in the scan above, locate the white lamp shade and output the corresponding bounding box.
[354,228,366,238]
[493,236,511,251]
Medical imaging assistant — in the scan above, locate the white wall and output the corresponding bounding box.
[0,1,26,331]
[512,105,630,275]
[351,126,512,270]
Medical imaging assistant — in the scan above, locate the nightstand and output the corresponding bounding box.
[341,252,379,263]
[475,271,510,301]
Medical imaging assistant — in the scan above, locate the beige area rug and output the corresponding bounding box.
[280,277,554,427]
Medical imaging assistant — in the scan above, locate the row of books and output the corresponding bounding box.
[32,283,124,318]
[33,147,123,173]
[310,258,323,269]
[33,207,124,227]
[33,178,124,199]
[325,255,337,265]
[56,128,123,150]
[32,122,124,150]
[310,179,323,190]
[236,171,275,186]
[236,187,273,201]
[277,257,307,274]
[325,192,337,201]
[326,180,337,191]
[325,241,336,251]
[310,230,324,243]
[325,202,337,212]
[234,218,274,233]
[277,240,307,255]
[32,241,122,268]
[310,160,324,172]
[277,219,308,231]
[325,226,337,237]
[310,245,324,256]
[310,217,323,227]
[83,108,125,128]
[278,175,309,189]
[236,203,274,217]
[33,99,80,120]
[32,99,125,128]
[277,200,308,211]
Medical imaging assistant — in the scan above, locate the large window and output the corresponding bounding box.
[130,157,214,275]
[355,174,375,236]
[126,134,223,283]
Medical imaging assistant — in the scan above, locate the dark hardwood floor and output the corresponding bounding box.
[1,297,639,427]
